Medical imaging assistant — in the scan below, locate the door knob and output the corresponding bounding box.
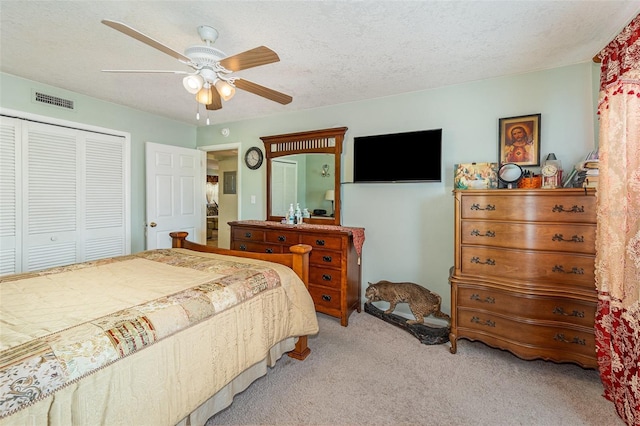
[149,222,157,227]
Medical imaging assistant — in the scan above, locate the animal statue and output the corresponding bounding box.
[365,280,450,325]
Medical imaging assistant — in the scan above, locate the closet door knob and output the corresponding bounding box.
[149,222,157,227]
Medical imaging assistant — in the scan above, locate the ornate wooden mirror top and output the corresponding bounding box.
[261,127,347,226]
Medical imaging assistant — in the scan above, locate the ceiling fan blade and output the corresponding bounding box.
[234,79,292,105]
[206,88,223,110]
[219,46,280,72]
[102,19,192,64]
[102,69,189,74]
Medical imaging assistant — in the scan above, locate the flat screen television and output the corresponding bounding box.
[353,128,442,183]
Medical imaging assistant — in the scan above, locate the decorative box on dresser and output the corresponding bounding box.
[230,220,364,326]
[449,188,598,368]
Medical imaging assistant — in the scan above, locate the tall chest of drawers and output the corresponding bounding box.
[230,220,363,326]
[449,189,597,368]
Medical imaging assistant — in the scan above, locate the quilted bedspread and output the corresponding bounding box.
[0,248,317,421]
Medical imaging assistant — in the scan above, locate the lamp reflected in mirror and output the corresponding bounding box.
[325,189,335,216]
[321,164,330,177]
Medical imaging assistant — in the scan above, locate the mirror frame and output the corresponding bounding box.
[261,127,348,226]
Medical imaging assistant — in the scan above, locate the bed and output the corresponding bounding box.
[0,232,319,425]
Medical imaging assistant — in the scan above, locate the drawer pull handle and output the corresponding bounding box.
[553,333,586,346]
[471,316,495,327]
[315,239,326,246]
[244,232,252,238]
[552,234,584,243]
[552,265,585,274]
[322,294,332,302]
[552,204,585,213]
[322,274,332,281]
[322,255,332,262]
[470,294,495,304]
[239,244,247,251]
[470,229,495,237]
[265,248,273,253]
[471,257,495,266]
[278,235,286,242]
[470,203,495,211]
[552,307,585,318]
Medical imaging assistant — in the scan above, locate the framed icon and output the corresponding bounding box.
[498,114,541,166]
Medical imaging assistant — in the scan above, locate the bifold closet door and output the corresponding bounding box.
[0,117,21,275]
[0,116,127,274]
[22,121,80,271]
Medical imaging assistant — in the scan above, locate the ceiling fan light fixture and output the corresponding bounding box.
[214,79,236,101]
[196,84,213,105]
[183,75,203,94]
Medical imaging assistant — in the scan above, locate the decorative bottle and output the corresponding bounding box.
[288,204,294,224]
[295,203,302,224]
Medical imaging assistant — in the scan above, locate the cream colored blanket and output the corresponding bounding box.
[0,248,318,425]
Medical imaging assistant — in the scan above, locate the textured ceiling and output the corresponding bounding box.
[1,1,638,127]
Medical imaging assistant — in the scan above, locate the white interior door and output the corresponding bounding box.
[272,159,298,216]
[146,142,205,249]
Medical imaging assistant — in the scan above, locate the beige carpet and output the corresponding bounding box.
[207,311,622,426]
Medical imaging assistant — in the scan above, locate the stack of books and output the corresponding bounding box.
[563,149,599,188]
[581,159,600,188]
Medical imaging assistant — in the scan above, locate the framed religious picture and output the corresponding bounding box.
[498,114,541,166]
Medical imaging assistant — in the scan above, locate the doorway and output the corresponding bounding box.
[200,143,241,249]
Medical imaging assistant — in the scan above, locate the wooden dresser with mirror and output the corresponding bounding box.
[449,188,597,368]
[229,127,364,326]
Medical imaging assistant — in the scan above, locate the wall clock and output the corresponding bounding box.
[541,164,559,189]
[244,147,263,170]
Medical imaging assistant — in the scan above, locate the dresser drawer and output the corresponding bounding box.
[308,285,341,311]
[456,285,596,328]
[264,230,300,245]
[457,309,595,359]
[460,221,596,254]
[309,266,341,289]
[232,241,283,254]
[309,248,342,268]
[460,194,596,223]
[460,246,595,288]
[232,228,265,242]
[301,234,343,250]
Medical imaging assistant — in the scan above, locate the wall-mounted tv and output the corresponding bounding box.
[353,128,442,183]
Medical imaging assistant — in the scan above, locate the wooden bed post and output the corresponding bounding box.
[288,244,312,360]
[170,231,189,248]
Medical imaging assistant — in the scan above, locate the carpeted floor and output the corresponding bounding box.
[207,311,622,426]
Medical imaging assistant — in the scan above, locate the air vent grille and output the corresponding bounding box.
[34,92,75,110]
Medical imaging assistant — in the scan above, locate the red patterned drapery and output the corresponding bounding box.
[594,13,640,426]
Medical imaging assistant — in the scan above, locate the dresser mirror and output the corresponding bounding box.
[261,127,347,226]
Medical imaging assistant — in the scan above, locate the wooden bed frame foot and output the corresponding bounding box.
[288,336,311,360]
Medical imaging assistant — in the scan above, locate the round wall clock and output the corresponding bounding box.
[244,147,263,170]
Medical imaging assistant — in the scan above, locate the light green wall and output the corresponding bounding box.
[1,62,601,316]
[0,72,197,254]
[197,62,601,316]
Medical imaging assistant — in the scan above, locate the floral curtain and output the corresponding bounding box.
[594,14,640,426]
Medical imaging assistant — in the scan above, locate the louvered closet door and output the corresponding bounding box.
[0,117,21,275]
[22,122,80,271]
[22,122,127,272]
[84,132,127,261]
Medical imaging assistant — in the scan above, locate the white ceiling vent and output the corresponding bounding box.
[33,91,75,110]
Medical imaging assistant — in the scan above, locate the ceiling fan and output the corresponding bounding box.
[101,19,292,115]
